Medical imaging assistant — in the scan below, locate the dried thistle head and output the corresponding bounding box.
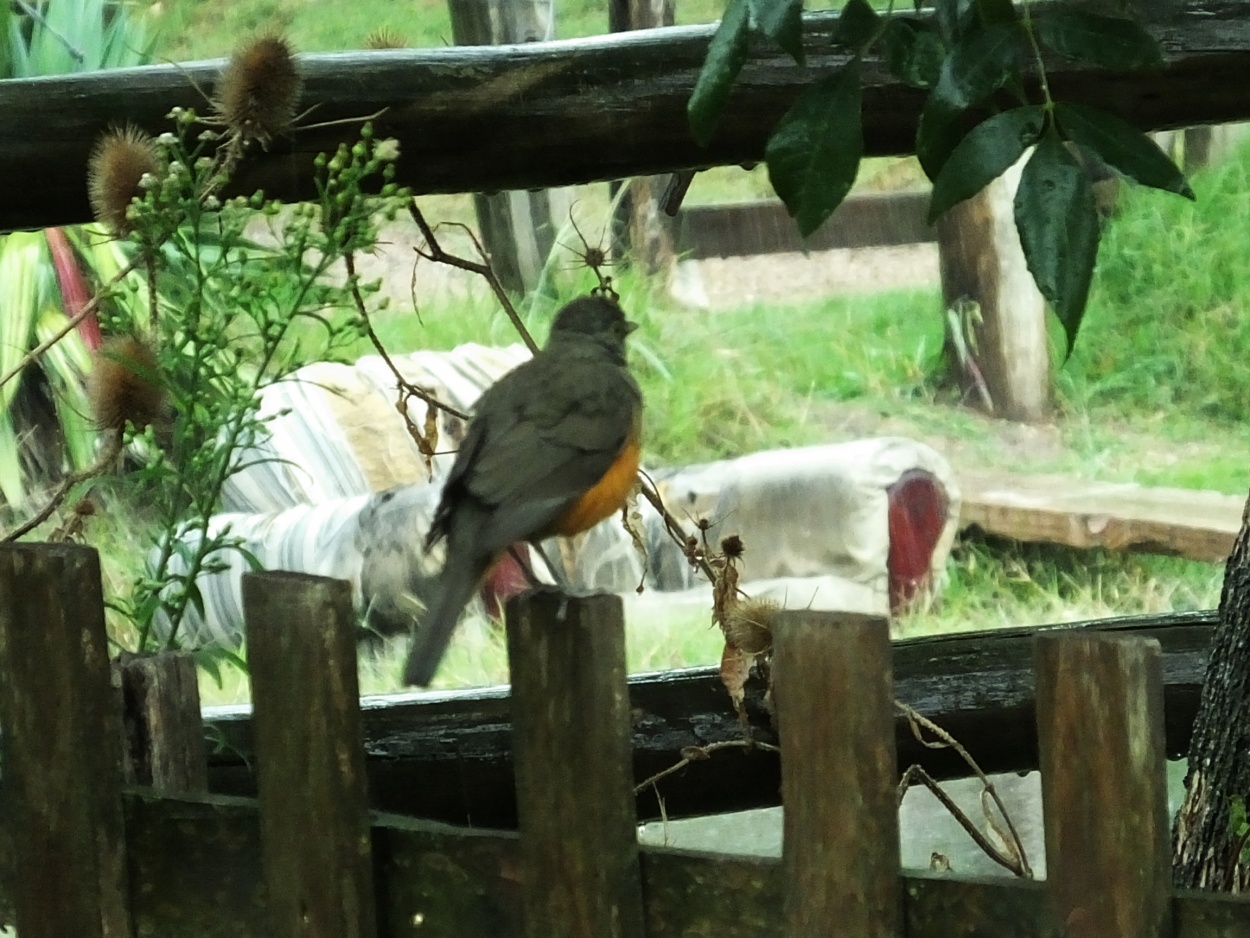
[721,534,745,561]
[87,125,159,236]
[365,27,408,49]
[213,34,303,148]
[722,597,779,656]
[88,336,166,432]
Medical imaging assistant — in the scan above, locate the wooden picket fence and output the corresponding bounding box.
[1,541,1249,938]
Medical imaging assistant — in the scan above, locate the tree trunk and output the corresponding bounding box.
[1173,492,1250,890]
[937,153,1051,423]
[447,0,557,294]
[609,0,677,276]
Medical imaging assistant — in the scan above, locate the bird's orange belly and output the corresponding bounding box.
[546,440,641,538]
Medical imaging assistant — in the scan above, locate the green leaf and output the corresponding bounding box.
[835,0,879,49]
[934,0,971,43]
[688,0,751,146]
[974,0,1015,27]
[1014,130,1100,354]
[1034,6,1162,70]
[931,22,1022,112]
[766,60,863,238]
[1055,102,1193,199]
[929,105,1045,222]
[916,21,1022,180]
[882,18,944,88]
[747,0,805,65]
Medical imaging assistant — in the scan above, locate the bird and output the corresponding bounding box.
[403,294,643,686]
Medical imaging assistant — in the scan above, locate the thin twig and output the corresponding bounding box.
[343,251,469,422]
[896,700,1034,879]
[897,764,1029,878]
[637,470,719,586]
[1,433,123,543]
[634,738,780,795]
[407,200,538,353]
[0,255,143,392]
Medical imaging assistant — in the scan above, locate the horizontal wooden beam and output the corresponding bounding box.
[99,792,1250,937]
[2,0,1250,231]
[203,610,1215,828]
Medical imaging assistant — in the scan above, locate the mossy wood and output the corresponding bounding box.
[106,792,1250,937]
[203,610,1215,826]
[0,543,132,938]
[505,590,646,938]
[243,571,377,938]
[0,0,1248,230]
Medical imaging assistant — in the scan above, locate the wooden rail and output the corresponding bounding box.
[0,541,1246,936]
[2,0,1250,230]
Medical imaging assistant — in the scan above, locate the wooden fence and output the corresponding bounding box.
[1,541,1249,937]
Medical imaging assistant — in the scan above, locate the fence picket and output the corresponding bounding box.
[506,589,646,938]
[773,610,902,938]
[0,543,132,938]
[1035,631,1172,938]
[244,571,377,938]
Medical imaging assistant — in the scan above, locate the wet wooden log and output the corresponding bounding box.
[2,0,1250,230]
[1035,632,1172,938]
[203,609,1215,827]
[244,571,377,938]
[505,590,646,938]
[773,611,901,937]
[115,651,208,793]
[0,543,132,938]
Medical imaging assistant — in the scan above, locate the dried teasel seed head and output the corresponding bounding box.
[214,34,303,148]
[365,27,409,49]
[722,597,779,656]
[88,125,159,236]
[721,534,745,560]
[88,336,166,433]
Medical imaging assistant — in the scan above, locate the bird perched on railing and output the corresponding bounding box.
[403,293,643,686]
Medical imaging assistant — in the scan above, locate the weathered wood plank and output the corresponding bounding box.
[115,651,208,793]
[0,543,132,938]
[244,571,376,938]
[773,611,901,937]
[93,795,1250,937]
[505,590,646,938]
[1035,633,1172,938]
[2,0,1250,230]
[676,190,935,259]
[204,610,1215,826]
[959,471,1243,562]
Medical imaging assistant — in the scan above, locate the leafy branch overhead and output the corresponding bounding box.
[687,0,1195,351]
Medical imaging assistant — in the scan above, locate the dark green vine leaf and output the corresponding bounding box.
[934,0,972,43]
[932,21,1022,111]
[766,60,863,238]
[748,0,805,65]
[835,0,879,49]
[1014,130,1100,354]
[974,0,1015,27]
[1034,6,1163,70]
[688,0,751,147]
[929,105,1045,222]
[916,21,1022,180]
[1055,102,1194,199]
[882,18,944,88]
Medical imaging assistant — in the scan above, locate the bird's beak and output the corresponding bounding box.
[625,320,639,334]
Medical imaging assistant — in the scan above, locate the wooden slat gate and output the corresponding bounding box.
[1,541,1249,936]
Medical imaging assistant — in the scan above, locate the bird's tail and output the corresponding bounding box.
[403,553,488,687]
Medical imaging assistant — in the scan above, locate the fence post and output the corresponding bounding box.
[506,589,646,938]
[772,610,902,938]
[244,571,376,938]
[0,542,132,938]
[115,651,208,793]
[1035,631,1172,938]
